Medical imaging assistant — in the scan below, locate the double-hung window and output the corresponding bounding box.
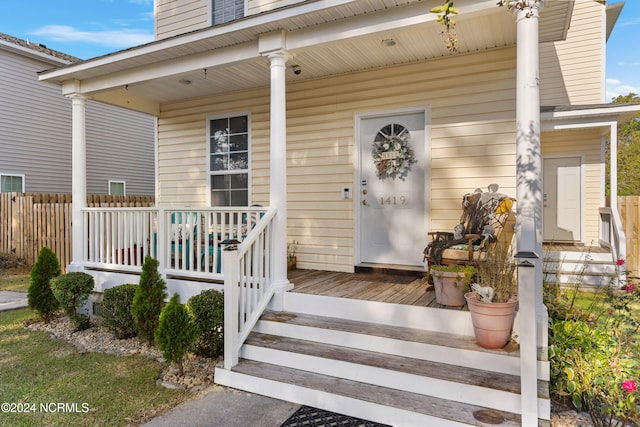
[212,0,244,25]
[208,114,250,206]
[0,174,24,193]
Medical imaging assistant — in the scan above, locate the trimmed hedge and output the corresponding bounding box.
[187,289,224,358]
[101,284,138,339]
[51,272,94,331]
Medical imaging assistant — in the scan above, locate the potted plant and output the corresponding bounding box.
[464,243,518,349]
[430,264,476,307]
[287,240,298,271]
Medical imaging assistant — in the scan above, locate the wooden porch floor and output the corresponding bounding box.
[287,269,467,310]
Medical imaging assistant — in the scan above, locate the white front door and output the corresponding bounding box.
[358,110,426,267]
[543,157,582,242]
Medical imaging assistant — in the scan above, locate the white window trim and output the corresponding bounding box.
[206,111,252,206]
[108,180,127,196]
[0,173,25,192]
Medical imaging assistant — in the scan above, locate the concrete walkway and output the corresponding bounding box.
[142,385,300,427]
[0,290,28,312]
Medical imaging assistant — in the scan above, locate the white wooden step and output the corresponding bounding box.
[215,360,532,427]
[241,332,550,416]
[255,310,545,377]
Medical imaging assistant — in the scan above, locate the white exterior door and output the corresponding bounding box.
[358,110,426,267]
[543,157,581,242]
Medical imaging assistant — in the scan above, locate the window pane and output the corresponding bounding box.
[211,154,228,171]
[210,118,228,134]
[229,134,248,151]
[229,152,248,170]
[229,116,247,133]
[1,175,22,192]
[211,190,229,206]
[211,175,228,190]
[230,190,248,206]
[110,182,125,196]
[230,173,248,188]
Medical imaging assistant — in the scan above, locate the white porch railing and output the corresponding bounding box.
[222,207,276,369]
[82,206,269,281]
[599,206,626,264]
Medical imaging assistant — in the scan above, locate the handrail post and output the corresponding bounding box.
[223,241,240,370]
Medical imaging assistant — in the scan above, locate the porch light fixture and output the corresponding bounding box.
[381,38,396,47]
[179,78,192,85]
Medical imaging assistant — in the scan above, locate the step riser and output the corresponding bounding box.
[215,368,484,427]
[277,292,475,336]
[254,319,523,376]
[241,344,550,416]
[544,251,613,263]
[544,274,618,287]
[544,262,617,275]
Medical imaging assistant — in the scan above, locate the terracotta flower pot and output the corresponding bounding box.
[431,270,467,306]
[464,291,517,349]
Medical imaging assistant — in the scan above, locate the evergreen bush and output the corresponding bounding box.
[155,294,198,376]
[27,247,61,322]
[51,272,94,331]
[132,256,167,345]
[101,284,138,339]
[187,289,225,358]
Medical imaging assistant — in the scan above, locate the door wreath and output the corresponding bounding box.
[371,123,417,181]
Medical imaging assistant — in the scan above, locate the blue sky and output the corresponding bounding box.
[1,0,638,102]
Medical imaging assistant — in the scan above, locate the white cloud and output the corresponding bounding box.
[606,79,640,101]
[31,25,153,49]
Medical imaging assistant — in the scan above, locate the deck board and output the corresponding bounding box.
[287,269,464,310]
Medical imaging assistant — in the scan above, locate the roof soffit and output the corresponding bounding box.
[39,0,574,112]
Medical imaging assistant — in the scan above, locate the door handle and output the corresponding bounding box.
[362,200,369,206]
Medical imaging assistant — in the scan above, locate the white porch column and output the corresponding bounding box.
[261,33,293,297]
[514,2,545,425]
[68,94,88,272]
[610,123,618,203]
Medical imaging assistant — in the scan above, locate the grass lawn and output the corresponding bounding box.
[0,268,31,292]
[0,308,190,426]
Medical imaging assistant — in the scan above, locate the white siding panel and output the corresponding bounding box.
[156,0,209,40]
[247,0,305,16]
[540,0,604,105]
[158,47,522,272]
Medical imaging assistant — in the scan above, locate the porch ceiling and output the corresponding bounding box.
[39,0,573,115]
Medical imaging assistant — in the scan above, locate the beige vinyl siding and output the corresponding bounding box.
[247,0,304,15]
[158,47,520,272]
[0,46,155,195]
[541,129,602,245]
[540,0,604,105]
[156,0,210,40]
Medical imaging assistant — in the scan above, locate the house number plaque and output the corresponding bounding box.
[379,196,407,205]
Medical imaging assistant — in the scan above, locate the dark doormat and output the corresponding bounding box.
[280,405,392,427]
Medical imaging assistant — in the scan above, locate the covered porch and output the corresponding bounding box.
[37,1,591,425]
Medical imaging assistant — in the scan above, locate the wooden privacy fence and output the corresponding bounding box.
[618,196,640,278]
[0,193,154,271]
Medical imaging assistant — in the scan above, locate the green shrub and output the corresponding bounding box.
[155,294,198,376]
[187,289,224,358]
[27,247,61,322]
[51,272,94,331]
[132,256,167,345]
[101,284,138,339]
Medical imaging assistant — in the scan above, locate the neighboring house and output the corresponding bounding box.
[0,33,155,196]
[38,1,640,425]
